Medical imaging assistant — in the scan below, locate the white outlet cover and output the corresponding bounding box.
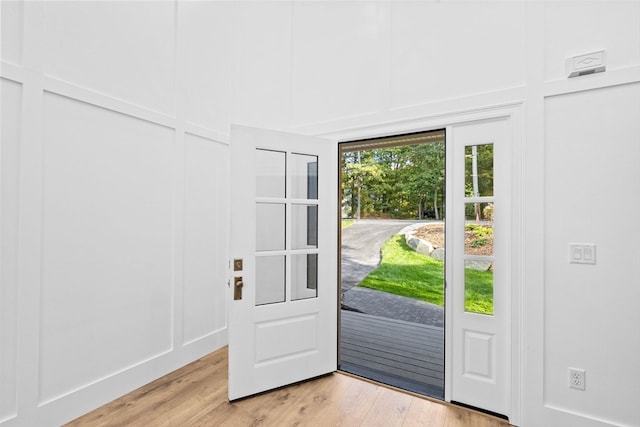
[569,367,586,391]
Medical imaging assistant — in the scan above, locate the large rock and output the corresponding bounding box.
[404,231,492,271]
[464,260,493,271]
[405,233,435,256]
[430,247,445,261]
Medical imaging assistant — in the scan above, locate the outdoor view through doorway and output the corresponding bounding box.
[338,129,496,400]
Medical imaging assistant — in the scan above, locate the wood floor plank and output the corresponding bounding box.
[231,380,311,425]
[360,385,412,427]
[269,373,353,425]
[403,399,448,427]
[187,400,256,427]
[67,346,512,427]
[313,374,382,426]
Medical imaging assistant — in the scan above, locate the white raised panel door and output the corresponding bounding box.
[228,125,338,400]
[448,119,511,417]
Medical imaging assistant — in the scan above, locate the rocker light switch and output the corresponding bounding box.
[569,244,596,265]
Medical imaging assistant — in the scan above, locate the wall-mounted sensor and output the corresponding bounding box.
[567,51,606,78]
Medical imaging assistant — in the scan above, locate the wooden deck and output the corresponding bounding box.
[340,310,445,399]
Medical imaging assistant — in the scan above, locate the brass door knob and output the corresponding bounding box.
[234,277,243,300]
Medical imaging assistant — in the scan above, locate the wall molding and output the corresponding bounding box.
[0,62,23,84]
[317,100,524,143]
[1,63,228,147]
[293,86,526,142]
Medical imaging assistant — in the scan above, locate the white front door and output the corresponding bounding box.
[228,125,338,400]
[447,119,512,417]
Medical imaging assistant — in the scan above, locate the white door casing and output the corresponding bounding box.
[228,125,338,400]
[447,118,512,417]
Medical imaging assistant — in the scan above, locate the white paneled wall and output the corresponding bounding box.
[2,1,640,426]
[183,133,229,345]
[232,1,292,129]
[291,2,390,125]
[1,78,22,424]
[39,93,175,404]
[181,1,232,131]
[1,1,229,425]
[389,1,526,109]
[1,1,22,66]
[544,2,640,82]
[42,1,176,114]
[544,83,640,427]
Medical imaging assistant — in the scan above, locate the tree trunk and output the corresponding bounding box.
[356,180,361,219]
[472,145,480,221]
[433,186,440,220]
[356,151,361,219]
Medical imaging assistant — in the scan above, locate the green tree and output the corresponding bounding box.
[342,150,383,218]
[341,142,445,219]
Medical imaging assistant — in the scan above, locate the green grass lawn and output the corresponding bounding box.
[358,234,494,315]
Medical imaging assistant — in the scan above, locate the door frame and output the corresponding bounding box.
[317,103,523,425]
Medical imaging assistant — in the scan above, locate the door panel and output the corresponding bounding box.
[448,119,511,417]
[228,125,337,400]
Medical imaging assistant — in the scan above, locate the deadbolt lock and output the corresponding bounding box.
[233,258,243,271]
[234,276,244,300]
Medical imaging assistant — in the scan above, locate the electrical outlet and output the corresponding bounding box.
[569,368,586,390]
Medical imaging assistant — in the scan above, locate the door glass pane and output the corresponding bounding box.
[465,202,494,222]
[290,154,318,199]
[291,254,318,301]
[291,204,318,249]
[256,149,286,198]
[255,255,286,305]
[465,268,494,315]
[465,144,493,197]
[464,204,493,256]
[256,203,285,251]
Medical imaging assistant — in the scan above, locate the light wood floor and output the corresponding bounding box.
[66,347,512,427]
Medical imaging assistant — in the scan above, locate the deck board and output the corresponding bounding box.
[340,310,445,398]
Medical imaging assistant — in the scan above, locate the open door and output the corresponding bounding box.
[448,119,511,418]
[228,125,338,400]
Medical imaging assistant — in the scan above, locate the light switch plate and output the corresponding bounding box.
[569,244,596,265]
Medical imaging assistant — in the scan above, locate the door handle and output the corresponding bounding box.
[234,276,244,300]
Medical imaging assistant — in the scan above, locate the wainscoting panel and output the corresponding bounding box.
[38,92,175,404]
[389,1,526,110]
[1,2,232,425]
[183,133,229,345]
[42,1,176,115]
[0,78,22,423]
[290,1,389,126]
[0,0,23,66]
[544,83,640,427]
[180,1,232,133]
